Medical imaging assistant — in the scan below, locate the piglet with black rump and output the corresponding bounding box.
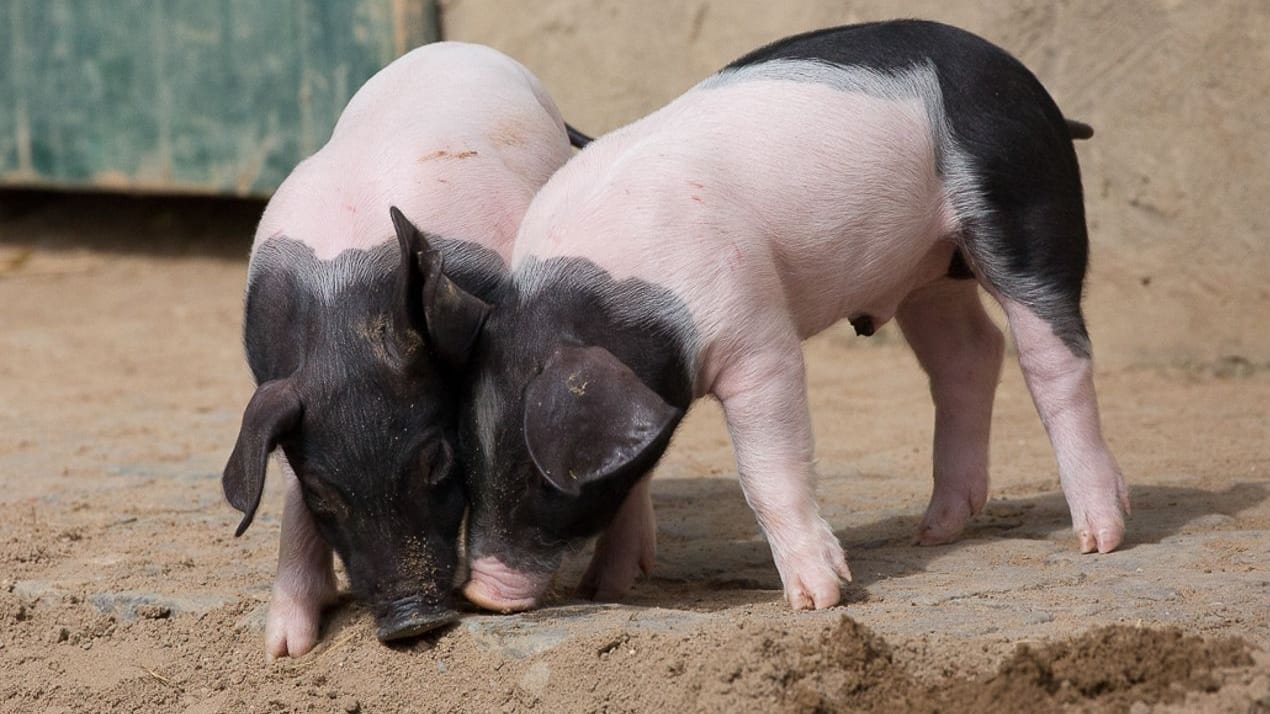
[457,21,1127,614]
[222,42,578,659]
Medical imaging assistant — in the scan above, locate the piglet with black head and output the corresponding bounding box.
[461,21,1127,615]
[226,207,487,632]
[226,209,489,646]
[222,42,576,659]
[459,262,692,611]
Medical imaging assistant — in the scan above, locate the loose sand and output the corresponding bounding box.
[0,192,1266,712]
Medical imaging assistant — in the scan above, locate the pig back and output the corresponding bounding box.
[512,68,958,357]
[254,42,573,263]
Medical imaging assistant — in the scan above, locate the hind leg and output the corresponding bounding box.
[897,279,1005,545]
[941,77,1128,552]
[997,298,1129,553]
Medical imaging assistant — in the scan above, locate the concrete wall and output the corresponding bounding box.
[440,1,1270,367]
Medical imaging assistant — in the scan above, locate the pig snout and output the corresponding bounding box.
[462,556,553,613]
[373,594,458,642]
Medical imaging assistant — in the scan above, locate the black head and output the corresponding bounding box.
[457,263,690,610]
[223,207,491,640]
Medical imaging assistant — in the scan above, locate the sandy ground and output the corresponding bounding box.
[0,191,1267,712]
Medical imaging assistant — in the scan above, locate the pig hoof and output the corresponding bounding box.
[1078,525,1124,554]
[265,594,327,660]
[577,531,655,602]
[1068,463,1130,554]
[577,557,643,602]
[1074,508,1126,554]
[775,527,852,610]
[915,497,976,546]
[575,580,624,602]
[915,526,957,547]
[784,566,846,610]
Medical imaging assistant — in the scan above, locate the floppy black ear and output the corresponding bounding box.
[417,249,491,366]
[523,346,681,496]
[223,379,303,536]
[390,206,491,366]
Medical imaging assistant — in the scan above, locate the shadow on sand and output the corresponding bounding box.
[609,478,1269,607]
[0,189,261,260]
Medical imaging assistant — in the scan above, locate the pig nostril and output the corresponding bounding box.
[376,611,457,642]
[463,557,551,613]
[374,596,459,642]
[463,578,538,613]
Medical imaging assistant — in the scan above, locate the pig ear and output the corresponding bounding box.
[223,380,303,536]
[390,206,491,366]
[523,346,680,496]
[417,249,491,366]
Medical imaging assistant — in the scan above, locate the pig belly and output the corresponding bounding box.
[792,239,959,339]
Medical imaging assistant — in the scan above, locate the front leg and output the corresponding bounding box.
[715,342,851,610]
[265,459,337,661]
[577,475,656,601]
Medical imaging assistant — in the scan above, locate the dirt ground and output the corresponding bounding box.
[0,190,1266,713]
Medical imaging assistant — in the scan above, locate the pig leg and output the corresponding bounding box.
[577,475,656,601]
[715,340,852,610]
[997,297,1129,553]
[265,458,337,660]
[896,279,1004,545]
[953,121,1128,552]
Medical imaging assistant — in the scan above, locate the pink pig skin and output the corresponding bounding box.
[256,42,571,265]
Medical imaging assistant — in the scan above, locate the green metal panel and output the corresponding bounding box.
[0,0,438,197]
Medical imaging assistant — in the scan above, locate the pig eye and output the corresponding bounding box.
[303,477,349,519]
[420,439,455,486]
[308,492,333,515]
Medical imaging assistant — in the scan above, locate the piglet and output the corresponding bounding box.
[222,42,575,658]
[457,20,1127,613]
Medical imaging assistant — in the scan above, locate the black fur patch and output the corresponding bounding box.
[459,257,696,575]
[728,20,1092,356]
[241,236,505,609]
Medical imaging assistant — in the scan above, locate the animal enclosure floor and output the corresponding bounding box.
[1,195,1267,712]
